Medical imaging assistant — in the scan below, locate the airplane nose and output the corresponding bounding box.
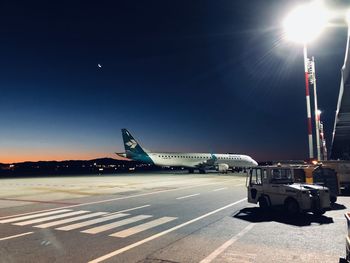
[252,159,258,166]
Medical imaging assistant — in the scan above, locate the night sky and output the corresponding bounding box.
[0,0,349,163]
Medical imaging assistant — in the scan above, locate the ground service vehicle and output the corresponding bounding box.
[293,165,339,204]
[323,161,350,193]
[246,166,331,215]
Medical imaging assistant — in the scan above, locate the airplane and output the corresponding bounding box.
[116,128,258,173]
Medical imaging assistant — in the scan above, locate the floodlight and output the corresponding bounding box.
[283,2,329,43]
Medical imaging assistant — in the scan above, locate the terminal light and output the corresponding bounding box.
[283,2,329,43]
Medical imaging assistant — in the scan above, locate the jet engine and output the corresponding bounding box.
[217,163,229,173]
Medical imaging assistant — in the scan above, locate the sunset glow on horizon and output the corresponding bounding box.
[0,150,117,164]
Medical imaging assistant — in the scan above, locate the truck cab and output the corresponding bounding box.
[246,166,331,215]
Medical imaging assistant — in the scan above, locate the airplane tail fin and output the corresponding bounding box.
[121,129,153,163]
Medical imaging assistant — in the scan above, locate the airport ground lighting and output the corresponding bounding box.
[283,1,329,161]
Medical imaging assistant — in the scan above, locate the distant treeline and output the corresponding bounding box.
[0,158,160,177]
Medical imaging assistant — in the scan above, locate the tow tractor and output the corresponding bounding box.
[246,166,331,215]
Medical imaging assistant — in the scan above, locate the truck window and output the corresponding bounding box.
[271,169,293,183]
[250,169,262,185]
[263,169,267,179]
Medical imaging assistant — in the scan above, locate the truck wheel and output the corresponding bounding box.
[313,209,326,216]
[330,196,337,204]
[285,199,299,215]
[259,196,269,210]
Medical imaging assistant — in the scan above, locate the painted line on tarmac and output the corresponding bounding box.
[14,210,89,226]
[101,205,151,217]
[0,209,73,224]
[88,198,247,263]
[176,193,200,200]
[0,232,34,241]
[34,212,108,228]
[0,198,79,205]
[0,181,228,220]
[56,213,129,231]
[199,223,255,263]
[212,187,227,192]
[81,215,152,234]
[110,216,177,238]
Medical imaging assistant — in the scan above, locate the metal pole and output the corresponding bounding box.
[311,57,321,160]
[320,121,328,160]
[303,44,314,160]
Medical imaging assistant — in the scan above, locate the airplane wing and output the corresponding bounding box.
[115,152,133,161]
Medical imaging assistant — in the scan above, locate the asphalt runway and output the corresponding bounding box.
[0,172,348,263]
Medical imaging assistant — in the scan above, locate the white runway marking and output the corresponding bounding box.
[212,187,227,192]
[199,223,255,263]
[0,209,72,224]
[101,205,150,217]
[82,215,152,234]
[0,181,226,220]
[56,213,129,231]
[34,212,108,228]
[14,210,89,226]
[110,217,177,238]
[0,232,34,241]
[88,198,247,263]
[176,193,200,200]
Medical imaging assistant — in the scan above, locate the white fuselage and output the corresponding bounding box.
[147,152,258,168]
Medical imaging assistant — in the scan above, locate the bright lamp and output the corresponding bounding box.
[283,2,329,43]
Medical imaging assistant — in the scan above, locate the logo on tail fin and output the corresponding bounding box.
[126,139,137,149]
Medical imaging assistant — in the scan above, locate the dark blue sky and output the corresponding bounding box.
[0,0,349,163]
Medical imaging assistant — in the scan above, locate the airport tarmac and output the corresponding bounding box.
[0,172,348,263]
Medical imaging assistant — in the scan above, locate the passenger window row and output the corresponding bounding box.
[157,155,242,160]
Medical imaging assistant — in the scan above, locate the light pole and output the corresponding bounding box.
[310,57,322,160]
[303,44,314,159]
[283,1,329,161]
[319,116,328,160]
